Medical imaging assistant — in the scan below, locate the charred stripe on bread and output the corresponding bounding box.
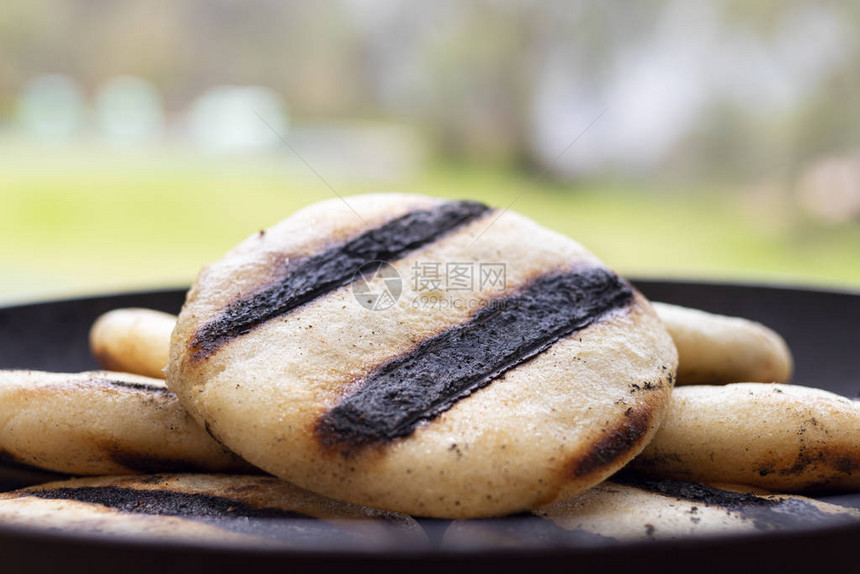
[25,485,359,541]
[190,200,491,358]
[28,485,309,519]
[317,267,634,448]
[613,474,858,529]
[91,378,172,394]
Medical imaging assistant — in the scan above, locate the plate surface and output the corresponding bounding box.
[0,280,858,573]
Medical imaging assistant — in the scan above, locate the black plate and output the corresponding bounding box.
[0,280,858,574]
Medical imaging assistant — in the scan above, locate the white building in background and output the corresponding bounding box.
[16,75,84,142]
[95,76,164,146]
[187,86,288,153]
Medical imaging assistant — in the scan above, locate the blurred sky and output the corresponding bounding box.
[1,0,859,302]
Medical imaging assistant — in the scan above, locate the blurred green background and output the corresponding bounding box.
[1,0,859,304]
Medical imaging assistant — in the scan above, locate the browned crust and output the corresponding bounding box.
[571,405,655,478]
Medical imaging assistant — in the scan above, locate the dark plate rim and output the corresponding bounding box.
[0,507,857,558]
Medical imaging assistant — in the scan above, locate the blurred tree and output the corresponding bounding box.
[0,0,858,184]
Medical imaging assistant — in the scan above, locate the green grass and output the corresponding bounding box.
[2,143,859,304]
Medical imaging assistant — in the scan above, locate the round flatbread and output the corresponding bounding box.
[90,308,176,379]
[0,370,254,475]
[443,476,860,547]
[0,474,425,549]
[632,383,860,491]
[166,193,677,518]
[652,302,792,384]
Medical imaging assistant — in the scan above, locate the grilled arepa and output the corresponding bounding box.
[166,193,677,518]
[632,383,860,491]
[90,308,176,379]
[0,370,254,475]
[652,302,792,385]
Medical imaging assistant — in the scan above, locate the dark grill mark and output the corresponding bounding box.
[777,447,860,479]
[614,474,858,530]
[834,456,860,475]
[191,200,491,358]
[93,379,172,394]
[317,267,634,448]
[29,485,303,519]
[571,406,652,477]
[27,485,349,543]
